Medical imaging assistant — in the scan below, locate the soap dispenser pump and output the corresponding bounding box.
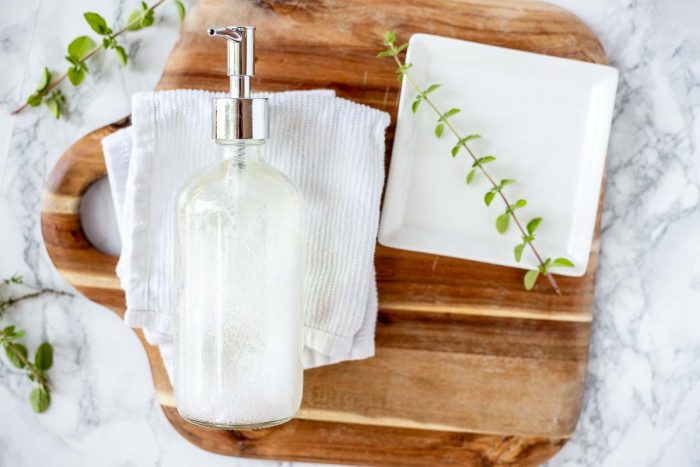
[208,26,269,140]
[173,25,304,430]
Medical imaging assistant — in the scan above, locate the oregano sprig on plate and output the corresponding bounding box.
[379,32,574,294]
[11,0,186,119]
[1,275,71,412]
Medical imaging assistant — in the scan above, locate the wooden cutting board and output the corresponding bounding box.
[40,0,607,465]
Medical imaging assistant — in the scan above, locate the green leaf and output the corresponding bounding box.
[45,98,60,120]
[484,190,495,206]
[2,325,15,336]
[460,134,481,143]
[174,0,186,23]
[495,213,510,234]
[67,36,95,60]
[5,343,28,368]
[26,93,43,107]
[383,31,396,46]
[411,96,421,113]
[114,45,128,66]
[395,43,408,53]
[466,169,475,185]
[434,123,444,138]
[36,67,51,92]
[526,217,542,235]
[127,9,145,31]
[524,270,539,290]
[500,178,516,188]
[442,108,460,119]
[472,155,496,168]
[34,343,53,371]
[514,243,525,262]
[140,9,155,27]
[377,49,394,57]
[552,257,575,268]
[451,145,460,157]
[29,386,50,413]
[424,84,440,95]
[513,199,527,209]
[67,67,86,86]
[84,12,111,35]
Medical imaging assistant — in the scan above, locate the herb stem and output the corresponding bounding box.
[393,55,562,295]
[3,289,71,310]
[10,0,167,116]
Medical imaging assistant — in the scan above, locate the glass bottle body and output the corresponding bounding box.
[174,140,303,429]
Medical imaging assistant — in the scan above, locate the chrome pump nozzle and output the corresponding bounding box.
[208,26,255,98]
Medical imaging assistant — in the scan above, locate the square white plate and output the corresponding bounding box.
[378,33,618,277]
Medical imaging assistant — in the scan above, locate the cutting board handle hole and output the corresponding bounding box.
[80,177,122,257]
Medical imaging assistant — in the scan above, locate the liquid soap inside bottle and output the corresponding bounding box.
[174,140,303,429]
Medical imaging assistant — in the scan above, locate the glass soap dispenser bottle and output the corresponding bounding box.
[173,25,303,429]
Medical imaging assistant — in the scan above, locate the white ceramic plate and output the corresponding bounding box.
[378,33,618,277]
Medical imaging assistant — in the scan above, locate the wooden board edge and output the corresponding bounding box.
[160,404,570,466]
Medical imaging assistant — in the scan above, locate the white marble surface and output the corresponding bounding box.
[1,0,698,465]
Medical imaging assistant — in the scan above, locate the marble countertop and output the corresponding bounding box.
[1,0,698,465]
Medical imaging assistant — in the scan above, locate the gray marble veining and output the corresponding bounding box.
[0,0,698,465]
[548,1,700,465]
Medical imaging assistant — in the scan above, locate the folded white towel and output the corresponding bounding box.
[102,89,389,374]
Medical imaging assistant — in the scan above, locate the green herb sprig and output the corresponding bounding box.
[1,275,71,412]
[379,32,575,294]
[1,326,53,412]
[11,0,186,119]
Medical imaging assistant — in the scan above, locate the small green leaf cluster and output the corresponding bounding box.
[84,12,129,67]
[1,325,53,413]
[25,68,65,119]
[514,218,540,262]
[66,36,95,86]
[127,2,156,31]
[494,199,526,234]
[411,84,440,115]
[437,108,460,140]
[0,275,68,413]
[523,257,574,290]
[513,219,574,289]
[377,32,411,82]
[483,178,514,205]
[377,32,406,57]
[3,275,23,286]
[452,134,480,157]
[394,63,412,82]
[0,274,23,316]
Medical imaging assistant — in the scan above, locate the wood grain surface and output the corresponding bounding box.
[40,0,608,465]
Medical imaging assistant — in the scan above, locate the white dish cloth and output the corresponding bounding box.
[102,89,389,376]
